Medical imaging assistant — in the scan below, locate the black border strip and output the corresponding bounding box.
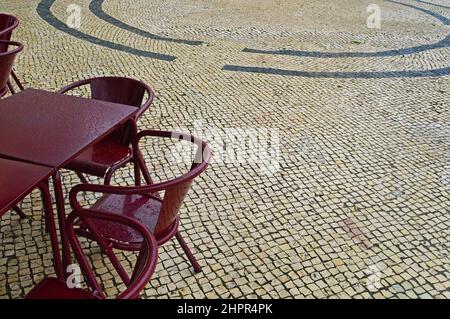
[222,65,450,78]
[90,0,204,46]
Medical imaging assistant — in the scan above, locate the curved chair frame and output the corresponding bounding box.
[66,210,158,298]
[26,209,158,299]
[0,13,19,41]
[0,40,23,97]
[57,76,154,121]
[0,13,23,94]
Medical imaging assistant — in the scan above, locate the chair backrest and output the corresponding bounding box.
[58,76,154,119]
[154,179,194,238]
[0,40,23,97]
[66,209,158,299]
[134,131,211,238]
[0,13,19,44]
[58,76,154,145]
[90,77,146,107]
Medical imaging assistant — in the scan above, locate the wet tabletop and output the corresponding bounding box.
[0,89,137,168]
[0,157,53,217]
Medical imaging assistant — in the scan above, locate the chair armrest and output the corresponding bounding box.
[132,129,211,181]
[0,14,19,39]
[57,78,92,94]
[134,82,155,120]
[69,182,170,211]
[132,130,211,163]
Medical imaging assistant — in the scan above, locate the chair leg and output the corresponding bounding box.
[7,80,16,95]
[175,231,201,273]
[135,150,153,185]
[13,205,27,219]
[134,151,162,198]
[103,168,116,185]
[11,70,24,91]
[76,172,89,184]
[133,157,141,186]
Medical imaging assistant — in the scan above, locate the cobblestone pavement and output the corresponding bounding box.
[0,0,449,299]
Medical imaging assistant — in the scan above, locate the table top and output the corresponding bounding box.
[0,89,137,168]
[0,157,53,217]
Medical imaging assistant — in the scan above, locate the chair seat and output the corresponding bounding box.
[25,278,99,299]
[65,138,132,177]
[81,193,162,246]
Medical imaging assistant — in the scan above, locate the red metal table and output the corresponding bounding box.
[0,157,62,278]
[0,88,138,276]
[0,89,137,167]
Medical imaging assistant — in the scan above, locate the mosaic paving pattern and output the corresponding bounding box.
[0,0,449,299]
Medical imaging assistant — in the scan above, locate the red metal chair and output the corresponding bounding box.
[58,76,154,185]
[26,209,158,299]
[0,13,23,94]
[0,40,22,97]
[69,130,211,273]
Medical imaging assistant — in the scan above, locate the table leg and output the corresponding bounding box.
[6,79,16,95]
[52,171,72,276]
[39,181,64,280]
[11,70,24,91]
